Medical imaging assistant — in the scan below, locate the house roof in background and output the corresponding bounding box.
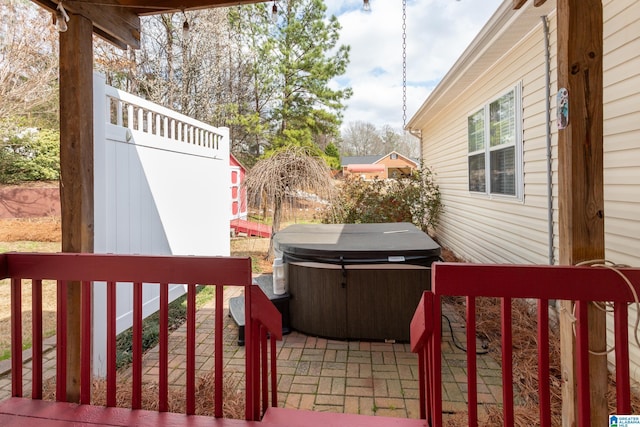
[341,151,419,167]
[341,155,383,166]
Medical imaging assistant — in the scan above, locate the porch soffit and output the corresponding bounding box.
[407,0,555,130]
[31,0,264,49]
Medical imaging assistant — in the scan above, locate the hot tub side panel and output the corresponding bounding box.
[347,268,431,341]
[288,264,348,339]
[287,263,431,342]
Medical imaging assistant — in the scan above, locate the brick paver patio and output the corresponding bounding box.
[0,276,504,420]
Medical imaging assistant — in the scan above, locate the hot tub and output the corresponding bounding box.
[274,223,441,342]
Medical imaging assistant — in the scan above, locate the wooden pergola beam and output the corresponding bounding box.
[513,0,547,10]
[32,0,140,49]
[59,12,94,401]
[556,0,606,425]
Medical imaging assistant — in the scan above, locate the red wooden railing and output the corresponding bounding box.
[1,252,282,421]
[411,262,640,427]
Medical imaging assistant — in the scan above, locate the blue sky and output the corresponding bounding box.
[324,0,503,133]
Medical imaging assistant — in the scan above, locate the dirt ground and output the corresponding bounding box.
[0,217,61,242]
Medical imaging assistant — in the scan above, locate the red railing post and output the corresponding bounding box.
[501,298,514,426]
[614,300,631,414]
[11,277,22,398]
[80,280,92,404]
[214,285,224,418]
[132,282,143,410]
[537,299,551,427]
[186,283,196,415]
[466,296,478,427]
[56,280,67,401]
[431,294,442,427]
[575,301,591,427]
[32,279,43,399]
[244,281,254,421]
[158,282,169,412]
[106,281,117,407]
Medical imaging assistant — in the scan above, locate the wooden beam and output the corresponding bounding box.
[31,0,140,49]
[59,12,94,402]
[116,0,264,15]
[514,0,548,9]
[66,1,140,49]
[556,0,605,426]
[513,0,527,9]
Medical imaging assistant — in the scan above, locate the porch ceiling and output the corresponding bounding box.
[31,0,264,49]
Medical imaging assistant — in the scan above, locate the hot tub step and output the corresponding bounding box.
[228,275,291,346]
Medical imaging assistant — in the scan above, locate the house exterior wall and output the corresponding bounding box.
[420,11,556,265]
[602,0,640,382]
[376,152,418,178]
[415,0,640,383]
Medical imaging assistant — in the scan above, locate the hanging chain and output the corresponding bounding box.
[402,0,407,129]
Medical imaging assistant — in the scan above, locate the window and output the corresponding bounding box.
[467,85,522,198]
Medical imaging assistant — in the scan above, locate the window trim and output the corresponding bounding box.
[467,83,523,200]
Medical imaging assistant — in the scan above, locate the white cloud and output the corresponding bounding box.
[326,0,503,133]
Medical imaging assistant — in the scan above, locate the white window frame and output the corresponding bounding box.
[467,83,523,200]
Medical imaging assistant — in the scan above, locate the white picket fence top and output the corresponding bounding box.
[105,85,225,152]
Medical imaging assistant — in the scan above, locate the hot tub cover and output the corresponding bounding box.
[274,222,441,267]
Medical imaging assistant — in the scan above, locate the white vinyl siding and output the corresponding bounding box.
[420,17,552,265]
[602,0,640,383]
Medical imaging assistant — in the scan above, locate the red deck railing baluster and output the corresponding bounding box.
[56,279,67,401]
[270,337,277,407]
[466,296,478,427]
[132,281,143,409]
[245,284,255,421]
[186,283,196,415]
[106,281,117,407]
[432,295,442,427]
[81,280,92,404]
[575,300,591,427]
[417,350,426,420]
[501,298,514,426]
[32,279,43,399]
[614,300,631,414]
[11,277,22,398]
[537,299,551,427]
[159,282,169,412]
[425,350,432,421]
[261,325,268,414]
[214,285,224,418]
[252,317,261,420]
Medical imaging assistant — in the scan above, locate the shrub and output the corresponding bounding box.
[0,127,60,184]
[322,164,442,234]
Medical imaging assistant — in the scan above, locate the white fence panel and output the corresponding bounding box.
[92,73,230,376]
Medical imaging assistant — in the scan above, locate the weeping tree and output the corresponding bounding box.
[243,146,334,258]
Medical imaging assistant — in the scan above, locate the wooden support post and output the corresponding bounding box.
[59,13,94,402]
[556,0,606,425]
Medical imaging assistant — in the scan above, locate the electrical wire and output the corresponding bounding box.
[441,313,490,355]
[560,259,640,357]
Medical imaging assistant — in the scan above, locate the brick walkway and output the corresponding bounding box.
[0,279,504,420]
